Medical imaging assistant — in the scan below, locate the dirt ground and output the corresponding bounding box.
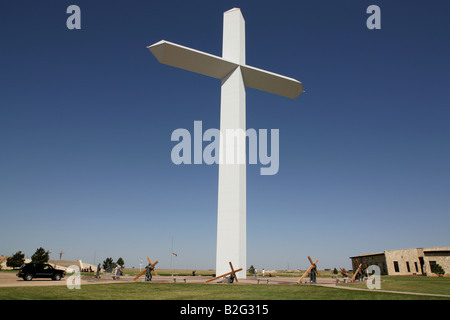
[0,272,340,287]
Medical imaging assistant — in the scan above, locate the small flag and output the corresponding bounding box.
[172,253,177,257]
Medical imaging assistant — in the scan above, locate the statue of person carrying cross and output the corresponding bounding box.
[310,265,317,284]
[145,264,154,282]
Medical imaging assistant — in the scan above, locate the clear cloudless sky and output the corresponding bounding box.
[1,0,449,271]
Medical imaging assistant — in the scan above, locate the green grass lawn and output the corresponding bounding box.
[0,281,449,300]
[339,276,450,295]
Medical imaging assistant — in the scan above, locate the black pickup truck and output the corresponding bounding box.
[17,263,66,281]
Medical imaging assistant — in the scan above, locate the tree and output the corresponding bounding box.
[116,257,125,268]
[248,265,255,275]
[31,247,49,263]
[431,263,445,277]
[333,268,338,275]
[6,251,25,269]
[103,257,114,272]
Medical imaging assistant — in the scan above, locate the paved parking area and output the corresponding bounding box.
[0,272,118,287]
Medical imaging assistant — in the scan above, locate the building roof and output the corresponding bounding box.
[349,252,385,259]
[422,246,450,252]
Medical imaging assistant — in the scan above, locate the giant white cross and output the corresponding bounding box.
[148,8,303,278]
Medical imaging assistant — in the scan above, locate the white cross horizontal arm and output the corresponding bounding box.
[240,65,303,99]
[147,40,238,80]
[147,40,303,99]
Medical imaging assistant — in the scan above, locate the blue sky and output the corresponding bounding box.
[1,0,449,271]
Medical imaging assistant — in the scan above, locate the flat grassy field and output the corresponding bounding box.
[0,278,449,300]
[339,275,450,295]
[1,269,449,300]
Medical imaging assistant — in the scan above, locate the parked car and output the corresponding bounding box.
[17,263,66,281]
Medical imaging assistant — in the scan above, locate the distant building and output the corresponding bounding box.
[350,247,450,276]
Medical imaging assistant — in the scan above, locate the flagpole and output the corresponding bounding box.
[170,236,174,271]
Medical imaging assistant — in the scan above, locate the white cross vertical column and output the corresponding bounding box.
[147,6,303,281]
[216,8,247,279]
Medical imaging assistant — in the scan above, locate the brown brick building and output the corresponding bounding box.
[350,247,450,276]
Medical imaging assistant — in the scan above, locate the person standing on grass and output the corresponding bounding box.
[114,263,121,280]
